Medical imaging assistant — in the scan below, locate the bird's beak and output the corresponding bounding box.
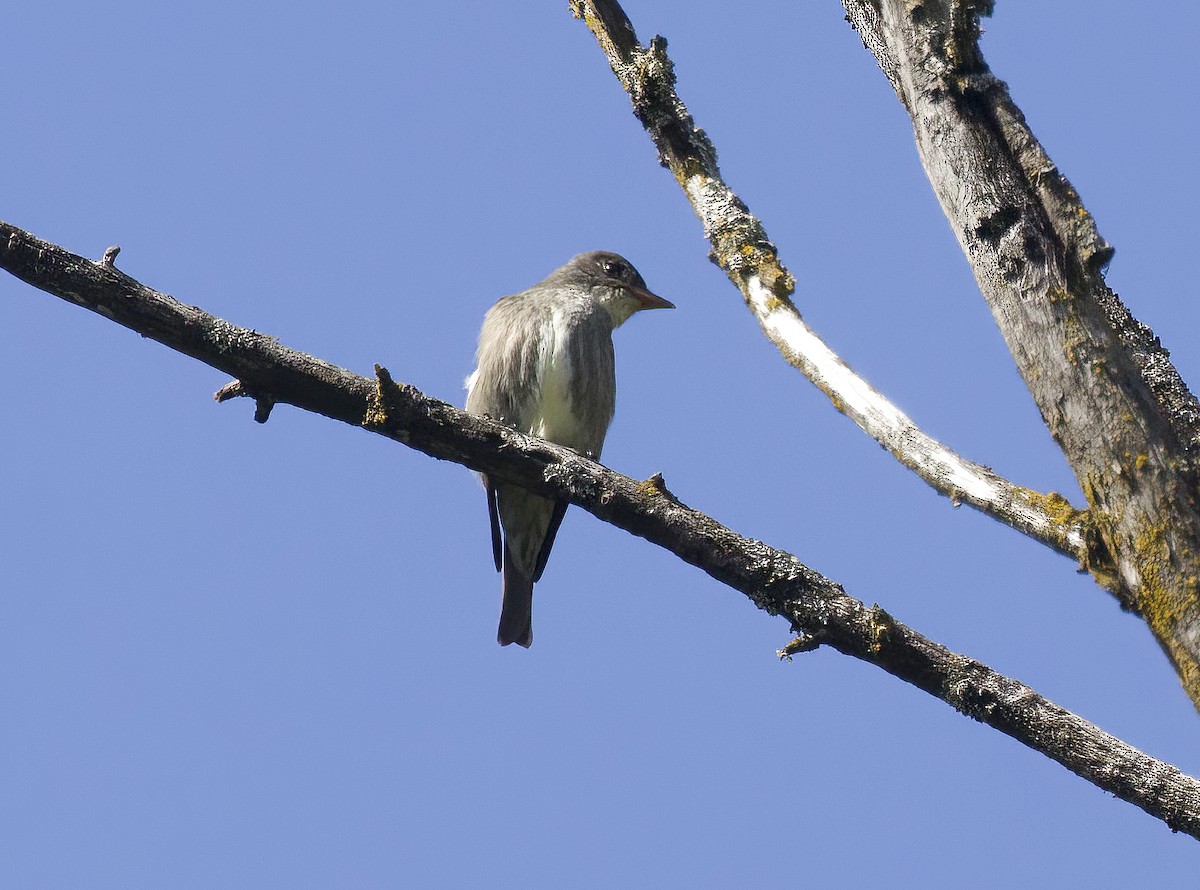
[627,284,675,311]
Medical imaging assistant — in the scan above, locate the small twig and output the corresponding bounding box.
[778,634,822,660]
[214,379,276,423]
[638,471,683,505]
[252,396,276,423]
[100,245,121,267]
[214,380,246,403]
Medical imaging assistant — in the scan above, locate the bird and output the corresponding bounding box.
[465,251,673,647]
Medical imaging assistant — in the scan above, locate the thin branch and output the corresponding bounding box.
[568,0,1089,565]
[841,0,1200,709]
[2,218,1198,837]
[215,379,276,423]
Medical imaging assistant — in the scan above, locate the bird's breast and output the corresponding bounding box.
[530,308,614,454]
[533,311,580,442]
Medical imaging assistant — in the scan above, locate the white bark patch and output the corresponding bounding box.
[743,276,1084,551]
[683,174,739,237]
[676,169,1083,555]
[1118,558,1142,594]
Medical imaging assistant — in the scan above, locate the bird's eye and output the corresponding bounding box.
[602,260,625,279]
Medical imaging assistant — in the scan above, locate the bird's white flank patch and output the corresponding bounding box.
[533,309,578,444]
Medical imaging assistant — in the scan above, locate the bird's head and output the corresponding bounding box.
[562,251,674,327]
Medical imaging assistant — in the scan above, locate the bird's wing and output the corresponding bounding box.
[484,475,503,572]
[464,295,545,432]
[532,498,569,583]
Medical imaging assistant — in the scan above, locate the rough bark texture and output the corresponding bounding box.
[2,218,1200,838]
[567,0,1089,564]
[571,0,1200,710]
[841,0,1200,707]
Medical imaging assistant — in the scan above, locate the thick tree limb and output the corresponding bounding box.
[840,0,1200,708]
[570,0,1200,711]
[2,219,1199,838]
[567,0,1089,566]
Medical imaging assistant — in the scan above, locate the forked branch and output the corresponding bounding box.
[569,0,1090,566]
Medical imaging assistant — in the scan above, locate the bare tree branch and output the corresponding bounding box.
[567,0,1089,566]
[2,218,1199,838]
[569,0,1200,710]
[840,0,1200,707]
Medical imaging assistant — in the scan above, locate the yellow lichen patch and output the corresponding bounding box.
[637,474,666,497]
[764,267,797,302]
[1131,521,1200,692]
[1134,527,1200,708]
[760,293,787,315]
[867,604,893,655]
[571,3,618,61]
[1136,519,1200,626]
[1077,479,1200,710]
[362,400,387,430]
[364,365,397,429]
[1059,314,1089,366]
[1023,489,1086,526]
[363,385,389,430]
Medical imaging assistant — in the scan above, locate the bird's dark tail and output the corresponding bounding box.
[498,541,534,648]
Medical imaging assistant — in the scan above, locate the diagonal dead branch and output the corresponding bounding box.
[841,0,1200,710]
[1,217,1198,837]
[568,0,1090,566]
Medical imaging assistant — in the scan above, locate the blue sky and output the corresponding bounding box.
[3,2,1198,886]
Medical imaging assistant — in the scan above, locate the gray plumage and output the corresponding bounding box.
[465,251,673,647]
